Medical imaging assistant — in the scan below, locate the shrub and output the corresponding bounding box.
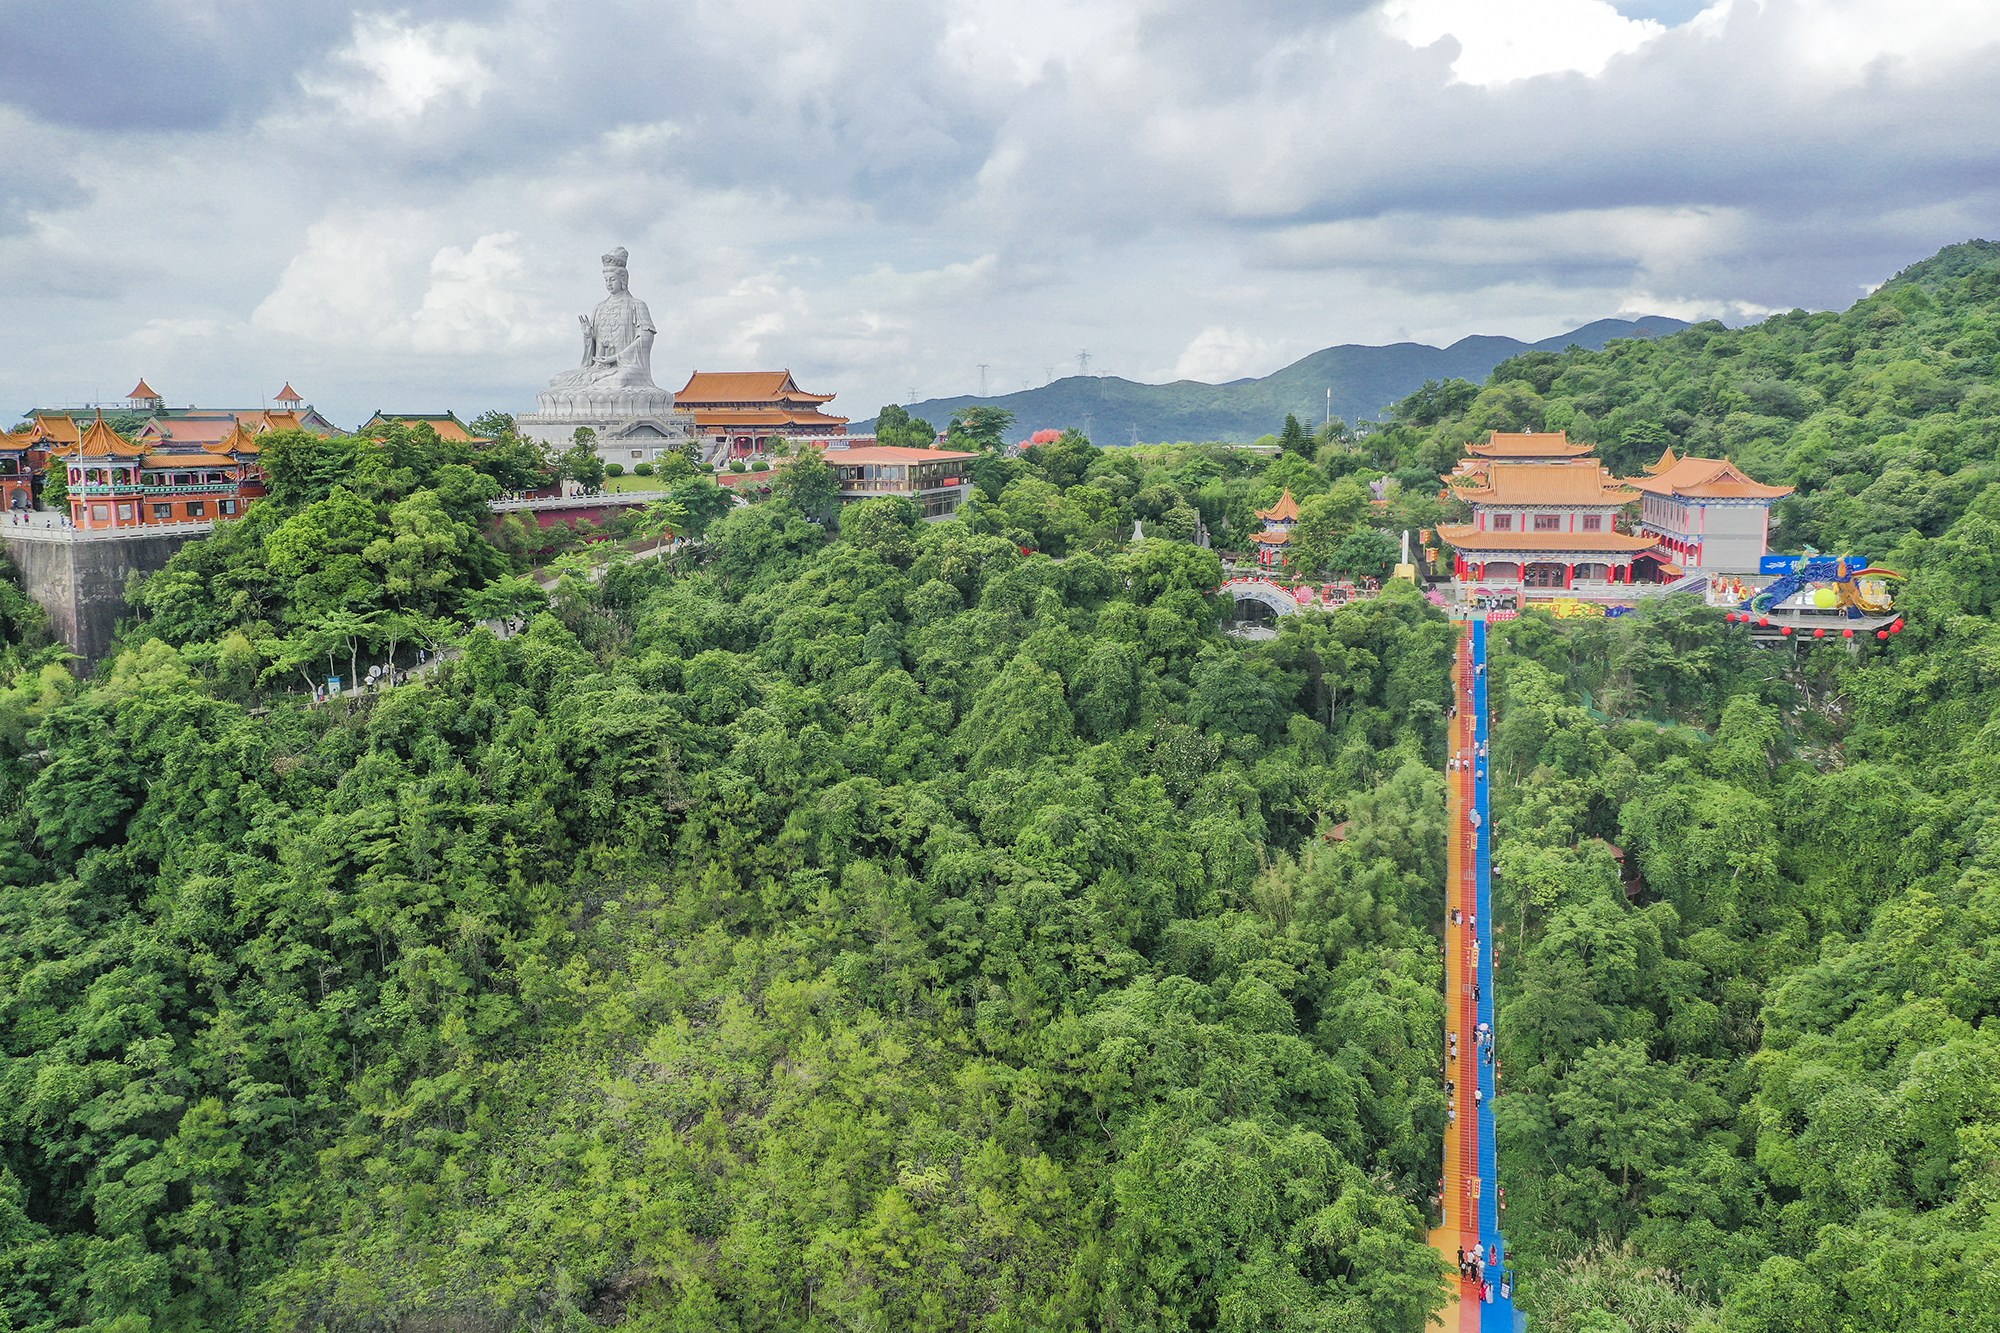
[730,460,748,473]
[605,463,625,477]
[634,463,654,477]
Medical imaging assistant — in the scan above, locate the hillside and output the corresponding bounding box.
[3,245,2000,1332]
[1878,236,2000,292]
[853,315,1690,443]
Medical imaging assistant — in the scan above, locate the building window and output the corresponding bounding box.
[1491,513,1513,531]
[630,450,643,459]
[1582,515,1602,532]
[152,504,172,520]
[221,500,237,515]
[1533,514,1560,531]
[188,501,205,517]
[116,504,133,521]
[92,504,109,521]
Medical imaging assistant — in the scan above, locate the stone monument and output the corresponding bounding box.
[516,247,696,467]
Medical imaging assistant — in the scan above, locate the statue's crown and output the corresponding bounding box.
[601,247,629,268]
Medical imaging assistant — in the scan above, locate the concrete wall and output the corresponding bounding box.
[1698,504,1770,574]
[0,531,199,666]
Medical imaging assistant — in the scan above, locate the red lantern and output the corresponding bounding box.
[1781,626,1793,635]
[1843,628,1854,638]
[1877,629,1889,639]
[1758,617,1769,627]
[1814,628,1825,637]
[1891,620,1904,633]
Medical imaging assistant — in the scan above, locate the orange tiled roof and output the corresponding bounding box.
[1254,529,1293,545]
[274,383,302,403]
[1256,489,1302,521]
[220,421,262,454]
[27,415,80,446]
[677,370,836,405]
[1643,447,1679,475]
[687,408,851,428]
[64,416,146,458]
[1449,463,1636,506]
[127,378,161,400]
[1434,524,1657,553]
[1469,431,1592,458]
[1627,453,1791,501]
[139,415,240,446]
[822,445,978,464]
[365,413,478,442]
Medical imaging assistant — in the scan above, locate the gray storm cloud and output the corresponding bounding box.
[0,0,1993,425]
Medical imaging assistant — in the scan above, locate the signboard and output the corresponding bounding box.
[1760,554,1865,575]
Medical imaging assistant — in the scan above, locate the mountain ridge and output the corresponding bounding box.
[853,315,1692,444]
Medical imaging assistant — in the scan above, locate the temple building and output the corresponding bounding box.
[821,443,977,519]
[0,429,46,512]
[1628,448,1792,574]
[676,371,849,460]
[118,379,345,439]
[1436,432,1657,588]
[1252,490,1301,567]
[1462,430,1595,464]
[359,410,487,442]
[52,415,263,531]
[1435,431,1793,587]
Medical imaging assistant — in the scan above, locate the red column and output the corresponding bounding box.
[1564,563,1574,590]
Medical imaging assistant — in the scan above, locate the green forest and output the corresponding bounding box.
[0,244,1998,1332]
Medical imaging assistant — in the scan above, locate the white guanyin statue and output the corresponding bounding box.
[549,247,657,392]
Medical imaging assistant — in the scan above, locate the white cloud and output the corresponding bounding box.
[1172,326,1288,383]
[304,15,497,122]
[409,233,555,356]
[252,211,432,344]
[1380,0,1664,85]
[0,0,1994,428]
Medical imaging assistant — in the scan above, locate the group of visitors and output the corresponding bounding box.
[1456,1245,1501,1302]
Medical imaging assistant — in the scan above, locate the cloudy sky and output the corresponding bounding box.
[2,0,1995,429]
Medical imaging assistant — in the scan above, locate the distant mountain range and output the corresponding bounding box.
[852,316,1693,445]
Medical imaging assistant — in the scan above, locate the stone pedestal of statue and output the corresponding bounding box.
[515,247,697,466]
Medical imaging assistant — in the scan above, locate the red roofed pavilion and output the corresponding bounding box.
[677,370,848,461]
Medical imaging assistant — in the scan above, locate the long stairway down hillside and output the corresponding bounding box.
[1429,612,1523,1332]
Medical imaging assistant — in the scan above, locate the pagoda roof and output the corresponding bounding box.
[363,411,479,442]
[1643,447,1679,474]
[25,415,81,446]
[1435,524,1657,553]
[138,415,240,446]
[676,370,836,405]
[821,444,977,464]
[1469,431,1592,459]
[1449,463,1636,506]
[64,416,146,458]
[1256,489,1302,522]
[686,408,851,428]
[127,378,162,401]
[220,421,263,454]
[1253,529,1293,545]
[274,382,302,403]
[1628,452,1791,501]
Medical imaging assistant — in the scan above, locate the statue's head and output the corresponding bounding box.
[602,247,630,293]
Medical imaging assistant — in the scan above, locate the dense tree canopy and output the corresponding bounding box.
[2,252,1999,1331]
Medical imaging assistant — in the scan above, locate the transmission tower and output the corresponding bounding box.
[977,364,990,397]
[1077,349,1091,376]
